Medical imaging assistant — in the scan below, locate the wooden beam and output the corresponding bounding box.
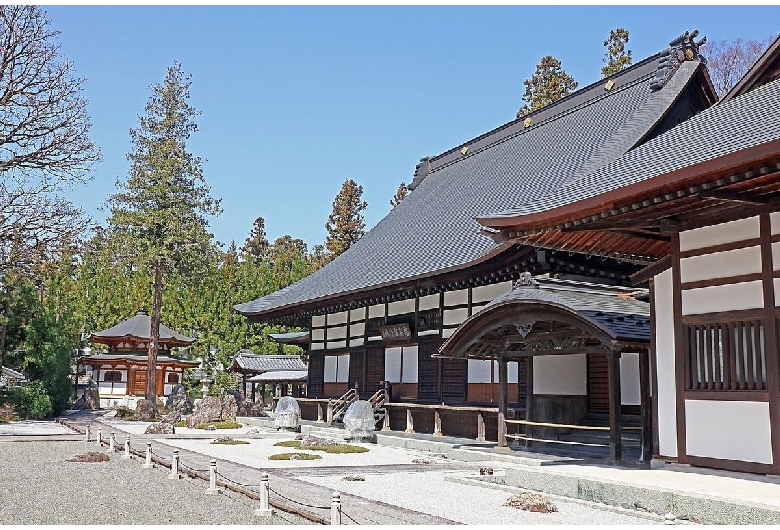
[494,346,613,357]
[699,189,771,205]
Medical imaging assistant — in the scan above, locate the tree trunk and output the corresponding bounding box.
[146,264,164,412]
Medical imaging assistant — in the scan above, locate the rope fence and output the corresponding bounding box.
[68,421,362,524]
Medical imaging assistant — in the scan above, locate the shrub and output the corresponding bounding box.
[12,382,52,419]
[174,420,186,427]
[268,452,321,461]
[0,403,18,423]
[196,421,242,430]
[114,406,135,418]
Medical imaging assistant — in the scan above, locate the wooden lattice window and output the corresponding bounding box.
[167,373,179,384]
[104,371,122,382]
[684,319,767,391]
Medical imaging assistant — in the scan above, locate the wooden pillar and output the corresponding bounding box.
[639,348,653,463]
[608,350,623,462]
[251,382,256,402]
[760,214,780,474]
[433,409,442,436]
[259,384,265,406]
[526,356,534,446]
[405,409,415,433]
[498,358,508,447]
[242,372,247,399]
[477,412,486,442]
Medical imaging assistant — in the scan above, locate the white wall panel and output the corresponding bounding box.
[443,308,469,326]
[368,304,385,319]
[418,294,439,311]
[444,289,468,306]
[533,354,586,395]
[385,347,402,384]
[771,212,780,234]
[349,323,365,338]
[387,299,415,316]
[327,311,348,325]
[310,342,324,351]
[620,352,641,406]
[679,246,761,283]
[442,328,455,339]
[312,315,326,327]
[326,340,347,350]
[682,281,764,315]
[654,269,677,457]
[471,281,513,303]
[468,359,493,383]
[685,400,772,464]
[402,346,418,384]
[418,329,440,337]
[679,216,759,252]
[490,361,519,383]
[311,329,325,341]
[348,338,364,347]
[336,355,350,383]
[328,326,347,340]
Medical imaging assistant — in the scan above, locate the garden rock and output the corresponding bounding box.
[226,389,242,408]
[238,401,266,417]
[299,434,337,447]
[504,492,557,513]
[161,410,181,425]
[186,396,222,428]
[246,428,260,434]
[83,381,100,410]
[164,384,192,415]
[205,425,216,431]
[144,422,175,435]
[290,454,302,460]
[135,399,157,421]
[220,393,238,422]
[67,452,109,463]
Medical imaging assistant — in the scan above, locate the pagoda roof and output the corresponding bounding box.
[89,309,196,347]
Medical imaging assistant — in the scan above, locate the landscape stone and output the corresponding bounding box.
[186,396,222,428]
[205,425,216,431]
[238,401,266,417]
[83,380,100,410]
[144,422,175,435]
[299,434,337,447]
[135,399,157,421]
[164,384,192,415]
[226,389,243,408]
[161,410,181,425]
[220,393,238,422]
[245,428,260,434]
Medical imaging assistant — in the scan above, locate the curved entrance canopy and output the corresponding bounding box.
[438,277,651,360]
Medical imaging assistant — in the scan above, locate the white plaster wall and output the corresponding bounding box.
[772,242,780,271]
[444,288,469,307]
[679,216,760,251]
[533,354,586,395]
[468,359,492,383]
[328,326,347,340]
[685,400,772,464]
[349,322,365,338]
[325,355,349,383]
[348,338,364,347]
[326,340,347,350]
[310,342,324,351]
[471,281,513,303]
[164,384,174,396]
[443,308,469,326]
[327,311,348,325]
[311,329,325,341]
[419,294,440,311]
[418,329,440,337]
[774,278,780,305]
[387,299,415,316]
[682,281,764,315]
[679,246,761,283]
[771,212,780,234]
[490,361,519,384]
[654,269,678,457]
[312,315,326,327]
[368,304,385,319]
[385,347,402,384]
[442,328,455,339]
[402,346,418,384]
[620,352,641,406]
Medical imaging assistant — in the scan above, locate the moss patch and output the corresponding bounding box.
[211,437,250,445]
[174,420,186,427]
[274,440,302,448]
[196,421,242,430]
[273,440,368,454]
[268,452,322,461]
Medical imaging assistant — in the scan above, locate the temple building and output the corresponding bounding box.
[86,309,199,409]
[235,31,716,463]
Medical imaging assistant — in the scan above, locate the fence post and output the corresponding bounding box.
[109,432,116,452]
[169,450,180,480]
[317,403,324,423]
[326,400,334,426]
[255,472,273,516]
[405,409,414,433]
[331,491,342,525]
[497,411,507,448]
[142,442,153,469]
[476,413,486,442]
[205,459,220,494]
[382,407,390,431]
[84,424,90,443]
[433,409,443,437]
[123,435,131,459]
[96,426,102,447]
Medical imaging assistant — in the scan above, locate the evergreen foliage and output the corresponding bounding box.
[602,28,633,78]
[517,55,578,118]
[390,182,409,209]
[241,217,270,263]
[325,179,368,258]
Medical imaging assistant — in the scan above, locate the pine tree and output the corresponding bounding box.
[106,62,221,409]
[390,182,409,209]
[325,179,368,258]
[517,55,578,118]
[602,28,633,78]
[241,216,269,263]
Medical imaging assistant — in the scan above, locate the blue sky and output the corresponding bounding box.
[45,5,780,251]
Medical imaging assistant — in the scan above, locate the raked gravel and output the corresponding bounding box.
[0,440,312,525]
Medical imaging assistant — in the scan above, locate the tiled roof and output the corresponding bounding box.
[482,74,780,228]
[81,353,200,366]
[268,331,310,344]
[235,36,709,321]
[231,351,307,373]
[247,371,308,383]
[90,310,195,345]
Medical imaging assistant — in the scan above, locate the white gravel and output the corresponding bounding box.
[0,420,74,436]
[0,440,311,525]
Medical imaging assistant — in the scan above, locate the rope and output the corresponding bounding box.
[341,510,361,525]
[268,486,330,511]
[177,460,209,474]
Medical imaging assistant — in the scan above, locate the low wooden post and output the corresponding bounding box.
[255,472,273,516]
[382,407,390,431]
[109,432,116,452]
[476,413,486,442]
[316,403,324,423]
[497,411,507,447]
[205,459,220,494]
[96,426,102,447]
[405,409,415,433]
[123,435,131,459]
[331,491,342,525]
[433,410,443,437]
[84,424,90,443]
[169,450,180,480]
[326,400,334,426]
[143,442,153,469]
